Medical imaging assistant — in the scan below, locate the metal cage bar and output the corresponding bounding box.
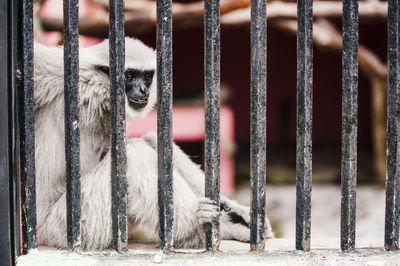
[18,0,37,253]
[63,0,81,251]
[157,0,174,252]
[11,0,21,258]
[295,0,313,252]
[204,0,221,252]
[109,0,128,253]
[384,0,400,252]
[0,0,15,264]
[249,0,267,252]
[340,0,359,252]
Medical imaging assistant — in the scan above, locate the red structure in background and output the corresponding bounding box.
[127,107,235,196]
[40,0,102,47]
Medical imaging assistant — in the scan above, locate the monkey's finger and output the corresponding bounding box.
[197,210,221,222]
[197,208,221,216]
[198,204,220,214]
[199,198,218,206]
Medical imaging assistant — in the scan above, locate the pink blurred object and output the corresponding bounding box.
[40,0,102,47]
[127,106,236,196]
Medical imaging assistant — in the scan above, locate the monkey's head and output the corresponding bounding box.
[81,37,157,119]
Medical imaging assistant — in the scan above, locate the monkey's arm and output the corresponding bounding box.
[142,132,205,196]
[125,138,219,248]
[142,131,274,241]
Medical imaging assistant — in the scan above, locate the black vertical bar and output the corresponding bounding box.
[295,0,313,252]
[18,0,37,253]
[11,0,20,258]
[0,0,14,264]
[250,0,267,252]
[157,0,174,252]
[63,0,81,251]
[109,0,128,253]
[340,0,359,252]
[384,0,400,252]
[204,0,221,252]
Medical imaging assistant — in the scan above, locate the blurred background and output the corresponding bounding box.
[34,0,389,241]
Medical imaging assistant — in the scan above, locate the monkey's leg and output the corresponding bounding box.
[37,153,114,250]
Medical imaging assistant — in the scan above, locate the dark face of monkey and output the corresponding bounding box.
[124,69,154,110]
[96,65,154,110]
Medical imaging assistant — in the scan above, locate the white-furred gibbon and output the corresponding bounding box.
[33,37,274,250]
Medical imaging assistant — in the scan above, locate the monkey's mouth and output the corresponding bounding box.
[128,97,148,110]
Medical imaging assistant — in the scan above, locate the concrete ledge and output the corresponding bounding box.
[17,239,400,266]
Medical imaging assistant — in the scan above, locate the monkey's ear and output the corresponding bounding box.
[96,65,109,76]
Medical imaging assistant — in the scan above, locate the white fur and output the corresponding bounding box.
[34,38,273,251]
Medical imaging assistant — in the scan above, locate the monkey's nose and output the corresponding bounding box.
[139,86,148,96]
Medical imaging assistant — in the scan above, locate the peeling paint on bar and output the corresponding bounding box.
[157,0,174,252]
[340,0,359,252]
[109,0,128,253]
[295,0,313,252]
[204,0,221,252]
[384,0,400,252]
[18,0,37,253]
[250,0,267,252]
[63,0,82,252]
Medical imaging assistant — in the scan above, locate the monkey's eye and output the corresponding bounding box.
[144,72,153,84]
[125,72,134,81]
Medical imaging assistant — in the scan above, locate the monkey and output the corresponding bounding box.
[32,37,274,250]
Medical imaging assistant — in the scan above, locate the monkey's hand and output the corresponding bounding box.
[196,198,221,225]
[219,196,275,242]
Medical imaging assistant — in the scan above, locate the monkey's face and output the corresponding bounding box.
[83,37,157,119]
[124,69,154,111]
[123,38,157,118]
[94,64,156,118]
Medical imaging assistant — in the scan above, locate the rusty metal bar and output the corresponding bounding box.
[340,0,359,252]
[295,0,313,252]
[384,0,400,252]
[18,0,37,253]
[157,0,174,252]
[63,0,81,251]
[204,0,221,252]
[109,0,128,253]
[250,0,267,252]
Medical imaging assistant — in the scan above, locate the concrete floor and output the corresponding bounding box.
[17,239,400,266]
